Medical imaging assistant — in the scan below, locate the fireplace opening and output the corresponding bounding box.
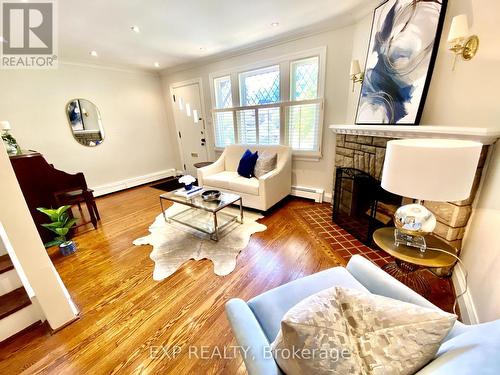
[332,167,402,246]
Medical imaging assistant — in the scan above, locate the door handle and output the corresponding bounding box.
[201,138,206,142]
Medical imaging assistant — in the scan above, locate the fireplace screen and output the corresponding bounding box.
[332,167,402,245]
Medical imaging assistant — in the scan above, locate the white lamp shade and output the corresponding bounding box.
[381,139,482,202]
[350,59,361,76]
[0,121,11,130]
[448,14,469,42]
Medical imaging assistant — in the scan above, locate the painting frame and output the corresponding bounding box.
[355,0,448,125]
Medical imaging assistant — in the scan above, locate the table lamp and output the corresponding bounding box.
[381,139,482,251]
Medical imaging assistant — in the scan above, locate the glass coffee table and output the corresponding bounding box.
[159,189,243,241]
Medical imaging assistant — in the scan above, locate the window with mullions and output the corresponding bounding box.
[239,65,280,106]
[288,56,321,151]
[214,76,233,109]
[212,51,324,154]
[291,56,319,101]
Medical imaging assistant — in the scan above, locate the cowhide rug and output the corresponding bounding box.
[133,203,266,280]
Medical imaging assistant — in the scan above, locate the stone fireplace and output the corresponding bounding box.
[330,125,496,251]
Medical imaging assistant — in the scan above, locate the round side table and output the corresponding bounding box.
[372,227,457,298]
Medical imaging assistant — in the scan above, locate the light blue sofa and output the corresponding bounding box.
[226,255,500,374]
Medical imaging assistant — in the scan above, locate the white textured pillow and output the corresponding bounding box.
[254,152,277,178]
[271,286,456,375]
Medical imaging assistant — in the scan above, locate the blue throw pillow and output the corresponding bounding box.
[237,149,259,178]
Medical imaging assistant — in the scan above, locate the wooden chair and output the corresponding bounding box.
[54,188,100,229]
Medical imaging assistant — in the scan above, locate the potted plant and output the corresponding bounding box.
[37,205,78,256]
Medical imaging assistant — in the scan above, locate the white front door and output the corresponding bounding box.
[171,82,208,176]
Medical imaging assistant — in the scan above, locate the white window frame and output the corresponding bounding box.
[209,46,327,160]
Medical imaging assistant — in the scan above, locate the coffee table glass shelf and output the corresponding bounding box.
[159,189,243,241]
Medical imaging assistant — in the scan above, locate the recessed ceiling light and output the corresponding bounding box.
[154,62,160,68]
[271,22,280,27]
[89,50,98,57]
[131,25,140,33]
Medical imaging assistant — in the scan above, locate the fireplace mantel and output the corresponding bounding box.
[330,125,500,145]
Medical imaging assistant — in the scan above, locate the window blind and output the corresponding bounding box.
[287,102,321,152]
[214,111,235,147]
[236,109,257,144]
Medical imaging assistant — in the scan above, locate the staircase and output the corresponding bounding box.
[0,253,42,342]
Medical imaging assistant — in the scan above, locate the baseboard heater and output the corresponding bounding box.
[291,186,325,203]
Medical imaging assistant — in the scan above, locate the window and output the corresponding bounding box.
[237,65,281,145]
[288,56,321,151]
[287,103,321,151]
[291,57,319,101]
[258,107,280,145]
[214,76,233,109]
[239,65,280,105]
[214,112,235,147]
[236,110,256,144]
[212,49,325,156]
[213,76,235,147]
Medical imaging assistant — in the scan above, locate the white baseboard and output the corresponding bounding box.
[452,264,479,324]
[291,186,326,203]
[92,169,177,197]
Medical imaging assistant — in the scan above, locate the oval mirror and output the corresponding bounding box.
[66,99,104,147]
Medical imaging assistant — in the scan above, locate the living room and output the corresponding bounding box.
[0,0,499,374]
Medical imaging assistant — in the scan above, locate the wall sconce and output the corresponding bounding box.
[349,59,364,92]
[448,14,479,70]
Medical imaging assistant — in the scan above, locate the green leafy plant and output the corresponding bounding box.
[1,132,21,154]
[37,205,77,248]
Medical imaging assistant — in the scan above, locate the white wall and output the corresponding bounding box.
[161,26,357,197]
[0,63,181,191]
[462,144,500,323]
[347,0,500,322]
[345,13,373,124]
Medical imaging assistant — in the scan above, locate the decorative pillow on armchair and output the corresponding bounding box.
[270,286,456,375]
[237,149,259,178]
[254,151,277,178]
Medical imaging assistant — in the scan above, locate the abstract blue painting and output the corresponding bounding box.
[355,0,447,125]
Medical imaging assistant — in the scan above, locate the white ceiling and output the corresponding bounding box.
[59,0,380,71]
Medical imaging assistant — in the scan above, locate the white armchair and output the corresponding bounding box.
[197,144,292,211]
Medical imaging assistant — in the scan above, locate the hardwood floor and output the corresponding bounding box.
[0,185,339,374]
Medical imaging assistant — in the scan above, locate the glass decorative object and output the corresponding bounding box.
[1,121,21,155]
